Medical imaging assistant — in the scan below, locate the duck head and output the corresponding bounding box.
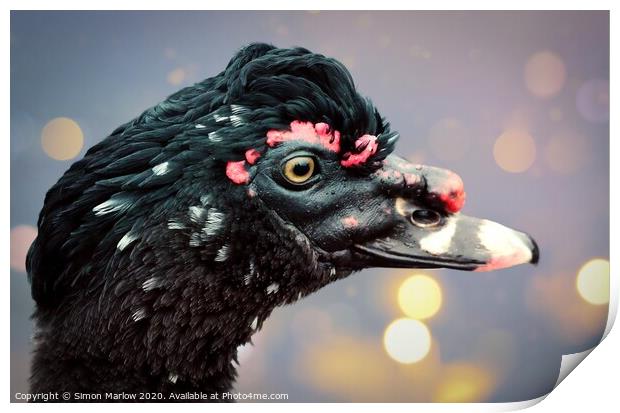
[247,129,538,278]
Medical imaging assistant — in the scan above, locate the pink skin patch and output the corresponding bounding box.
[474,252,529,272]
[247,188,257,198]
[341,135,379,168]
[341,216,359,228]
[245,149,261,165]
[266,120,341,152]
[226,160,250,185]
[435,171,466,213]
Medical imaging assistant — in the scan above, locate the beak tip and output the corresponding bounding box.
[529,237,540,265]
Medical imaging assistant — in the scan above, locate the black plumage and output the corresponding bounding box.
[27,43,538,401]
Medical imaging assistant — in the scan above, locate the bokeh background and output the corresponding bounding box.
[10,11,610,402]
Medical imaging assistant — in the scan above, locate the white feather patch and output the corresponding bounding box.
[231,104,248,115]
[214,244,230,262]
[189,233,202,247]
[419,217,458,255]
[188,206,207,223]
[203,208,225,237]
[251,317,258,330]
[266,283,279,294]
[168,373,179,384]
[132,308,146,322]
[93,198,132,216]
[230,115,245,127]
[117,230,139,251]
[208,131,222,142]
[142,277,162,292]
[167,219,186,230]
[195,124,206,129]
[152,162,170,176]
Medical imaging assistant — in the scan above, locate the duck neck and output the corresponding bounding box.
[30,204,328,398]
[30,295,269,399]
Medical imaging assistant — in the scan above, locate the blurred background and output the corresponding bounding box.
[10,11,609,402]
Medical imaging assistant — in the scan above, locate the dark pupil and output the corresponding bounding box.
[292,161,310,176]
[412,209,440,224]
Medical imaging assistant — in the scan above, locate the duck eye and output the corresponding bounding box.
[282,156,316,184]
[410,209,442,228]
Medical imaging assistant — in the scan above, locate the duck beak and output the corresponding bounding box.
[348,154,539,272]
[353,209,539,272]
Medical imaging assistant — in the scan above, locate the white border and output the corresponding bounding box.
[4,2,617,411]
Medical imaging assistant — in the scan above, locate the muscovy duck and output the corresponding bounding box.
[27,43,538,400]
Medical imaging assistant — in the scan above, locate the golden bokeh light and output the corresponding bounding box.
[433,362,495,402]
[41,117,84,161]
[398,274,442,319]
[167,67,186,85]
[544,131,589,175]
[576,259,609,305]
[428,118,470,161]
[493,129,536,173]
[10,225,37,273]
[383,318,431,364]
[524,51,566,98]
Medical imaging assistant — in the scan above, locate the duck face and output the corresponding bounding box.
[233,120,539,274]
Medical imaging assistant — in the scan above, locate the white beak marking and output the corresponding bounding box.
[419,217,458,255]
[475,220,533,271]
